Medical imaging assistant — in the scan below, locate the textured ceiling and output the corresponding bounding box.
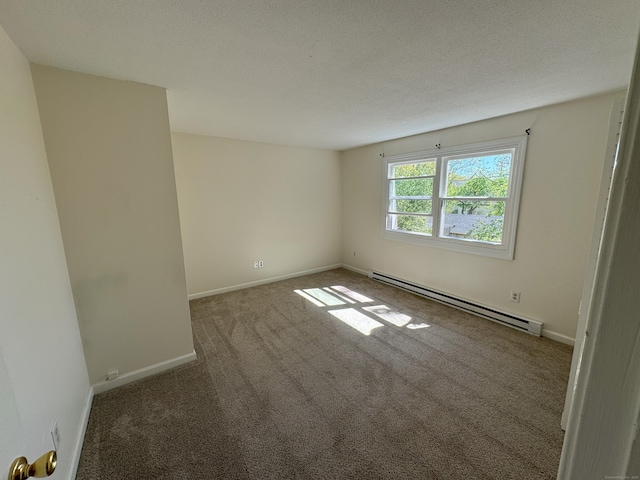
[1,1,639,150]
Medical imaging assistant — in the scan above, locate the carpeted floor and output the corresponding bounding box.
[76,268,572,479]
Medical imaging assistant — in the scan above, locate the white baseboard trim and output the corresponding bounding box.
[188,264,342,300]
[340,263,369,276]
[541,329,575,346]
[342,264,576,346]
[69,386,93,480]
[91,350,197,395]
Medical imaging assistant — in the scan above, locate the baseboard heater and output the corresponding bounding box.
[369,271,542,336]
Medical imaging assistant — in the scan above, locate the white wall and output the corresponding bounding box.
[559,36,640,477]
[342,92,621,341]
[0,27,90,478]
[172,132,342,296]
[31,65,194,385]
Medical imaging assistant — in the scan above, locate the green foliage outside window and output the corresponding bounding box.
[467,217,504,243]
[390,162,434,234]
[446,154,510,216]
[389,155,511,240]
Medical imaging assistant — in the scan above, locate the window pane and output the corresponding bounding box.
[390,178,433,197]
[445,154,511,198]
[442,201,505,244]
[392,199,432,214]
[389,214,433,235]
[391,161,435,178]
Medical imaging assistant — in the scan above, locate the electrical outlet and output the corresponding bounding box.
[51,420,60,451]
[258,260,264,268]
[511,291,521,303]
[253,260,259,269]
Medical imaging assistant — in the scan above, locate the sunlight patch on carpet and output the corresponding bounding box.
[295,287,431,335]
[323,287,357,304]
[330,285,374,303]
[363,305,412,327]
[294,289,326,306]
[329,308,384,335]
[406,323,430,329]
[294,288,347,306]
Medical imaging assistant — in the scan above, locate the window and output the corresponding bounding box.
[383,136,527,259]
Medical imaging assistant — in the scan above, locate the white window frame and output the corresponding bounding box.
[382,136,527,259]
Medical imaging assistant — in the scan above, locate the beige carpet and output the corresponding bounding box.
[76,268,572,479]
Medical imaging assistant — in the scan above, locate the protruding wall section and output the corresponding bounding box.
[31,65,194,386]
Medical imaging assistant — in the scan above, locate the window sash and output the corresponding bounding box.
[382,136,527,260]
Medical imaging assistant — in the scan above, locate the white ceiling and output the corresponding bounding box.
[1,1,639,151]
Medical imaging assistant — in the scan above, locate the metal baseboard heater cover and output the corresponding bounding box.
[369,271,542,336]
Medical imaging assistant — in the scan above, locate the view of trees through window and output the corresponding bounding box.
[443,153,511,243]
[384,137,525,259]
[388,160,435,235]
[388,153,512,243]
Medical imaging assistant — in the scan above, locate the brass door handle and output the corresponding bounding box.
[8,451,56,480]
